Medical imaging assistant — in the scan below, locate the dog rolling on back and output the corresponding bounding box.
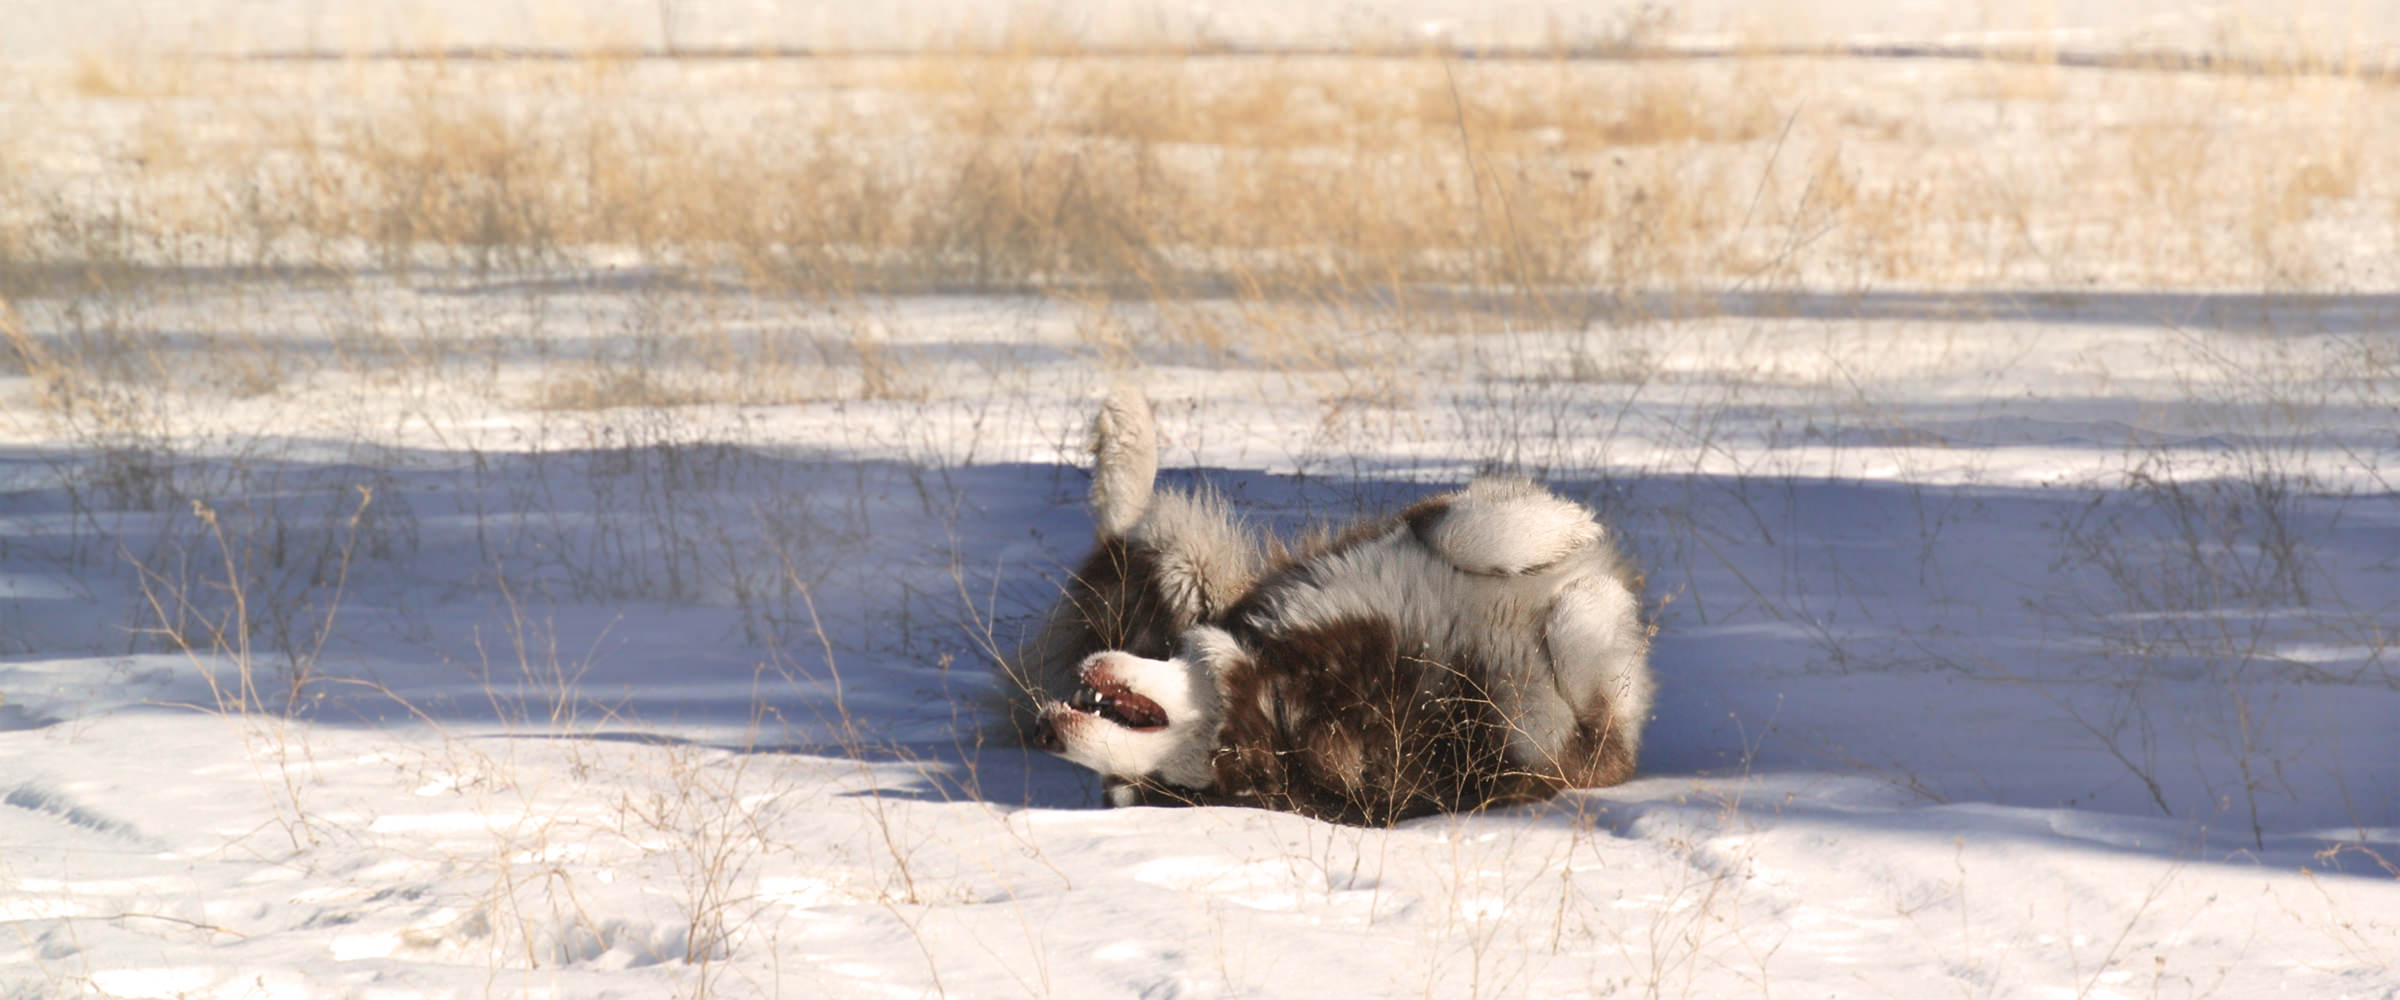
[1001,392,1654,824]
[995,388,1263,741]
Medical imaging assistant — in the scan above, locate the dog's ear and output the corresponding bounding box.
[1089,384,1159,539]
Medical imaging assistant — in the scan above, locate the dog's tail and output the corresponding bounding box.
[1088,384,1159,539]
[1419,477,1602,576]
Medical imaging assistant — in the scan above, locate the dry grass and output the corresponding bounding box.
[0,296,46,377]
[5,40,2390,586]
[8,37,2395,320]
[1,34,2396,431]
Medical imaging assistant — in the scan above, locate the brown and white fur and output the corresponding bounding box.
[1000,390,1652,825]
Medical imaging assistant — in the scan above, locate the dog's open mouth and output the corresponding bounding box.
[1069,676,1169,731]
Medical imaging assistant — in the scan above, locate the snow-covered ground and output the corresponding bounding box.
[3,282,2394,998]
[5,2,2400,997]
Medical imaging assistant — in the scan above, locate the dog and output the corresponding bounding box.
[998,390,1653,825]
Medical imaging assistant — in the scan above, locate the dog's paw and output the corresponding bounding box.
[1089,386,1159,538]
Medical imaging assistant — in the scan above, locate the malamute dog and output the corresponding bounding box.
[1000,391,1653,825]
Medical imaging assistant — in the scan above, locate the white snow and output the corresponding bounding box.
[3,280,2392,997]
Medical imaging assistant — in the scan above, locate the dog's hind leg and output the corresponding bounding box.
[1539,577,1651,787]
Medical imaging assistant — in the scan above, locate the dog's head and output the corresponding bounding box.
[1033,627,1245,794]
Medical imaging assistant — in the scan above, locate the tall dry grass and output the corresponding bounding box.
[2,33,2396,443]
[8,36,2394,321]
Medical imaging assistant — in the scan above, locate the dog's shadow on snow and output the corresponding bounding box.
[495,730,1105,810]
[812,742,1107,811]
[780,462,2397,867]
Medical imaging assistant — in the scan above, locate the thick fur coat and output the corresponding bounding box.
[998,390,1653,825]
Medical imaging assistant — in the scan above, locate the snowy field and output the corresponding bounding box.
[5,3,2400,998]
